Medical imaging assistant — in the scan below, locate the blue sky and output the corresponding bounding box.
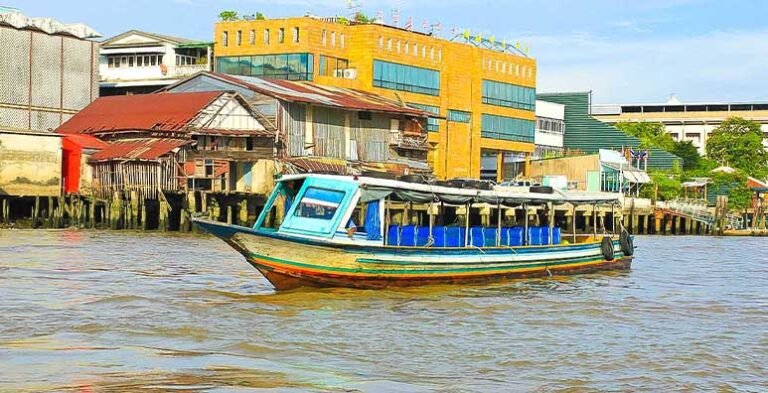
[9,0,768,103]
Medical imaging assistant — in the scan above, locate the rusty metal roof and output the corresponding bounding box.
[89,138,190,162]
[62,134,108,149]
[208,73,429,117]
[58,92,223,135]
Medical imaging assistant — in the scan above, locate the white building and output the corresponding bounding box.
[534,100,565,159]
[99,30,213,96]
[592,95,768,155]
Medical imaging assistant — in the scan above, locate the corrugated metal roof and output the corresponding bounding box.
[537,92,682,170]
[58,92,223,135]
[0,10,101,39]
[90,138,190,162]
[63,134,108,149]
[189,128,275,137]
[208,73,428,117]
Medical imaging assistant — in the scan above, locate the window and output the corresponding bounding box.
[319,55,349,77]
[481,80,535,111]
[107,57,115,68]
[293,27,299,42]
[137,56,144,67]
[216,53,314,80]
[373,60,440,96]
[448,109,471,123]
[236,30,242,46]
[404,42,409,55]
[264,29,270,44]
[378,36,383,49]
[150,55,158,66]
[128,56,134,67]
[340,33,345,48]
[536,118,565,134]
[422,46,426,58]
[407,103,440,131]
[331,31,336,47]
[413,43,418,56]
[322,29,327,46]
[222,31,228,47]
[430,47,434,60]
[249,30,255,45]
[396,40,401,53]
[481,114,535,142]
[387,38,392,51]
[294,187,345,220]
[438,49,442,61]
[278,28,285,43]
[121,56,127,67]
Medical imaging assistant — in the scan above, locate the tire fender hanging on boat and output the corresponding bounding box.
[601,237,615,261]
[620,229,634,256]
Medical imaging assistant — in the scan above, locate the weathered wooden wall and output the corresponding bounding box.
[527,155,600,191]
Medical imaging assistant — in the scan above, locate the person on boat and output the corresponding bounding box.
[346,218,357,238]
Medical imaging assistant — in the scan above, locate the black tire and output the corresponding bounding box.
[620,229,634,256]
[398,174,427,184]
[601,236,615,261]
[530,185,554,194]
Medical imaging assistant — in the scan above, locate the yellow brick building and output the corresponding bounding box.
[214,17,537,180]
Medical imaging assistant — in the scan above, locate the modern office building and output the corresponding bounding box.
[214,16,537,180]
[592,95,768,155]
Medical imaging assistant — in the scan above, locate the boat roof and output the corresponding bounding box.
[278,174,620,205]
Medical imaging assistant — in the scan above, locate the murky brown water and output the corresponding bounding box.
[0,230,766,392]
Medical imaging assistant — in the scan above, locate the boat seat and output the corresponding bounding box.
[400,225,418,247]
[387,225,400,246]
[432,226,447,247]
[470,226,485,247]
[484,228,499,247]
[416,226,432,246]
[445,227,466,247]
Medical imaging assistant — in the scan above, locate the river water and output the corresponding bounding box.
[0,230,766,392]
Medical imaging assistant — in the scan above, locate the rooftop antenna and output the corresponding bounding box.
[391,7,400,27]
[346,0,362,18]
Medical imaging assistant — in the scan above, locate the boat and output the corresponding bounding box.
[193,174,634,290]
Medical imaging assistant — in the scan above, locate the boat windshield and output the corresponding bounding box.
[294,187,345,219]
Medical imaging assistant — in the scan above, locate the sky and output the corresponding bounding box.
[8,0,768,104]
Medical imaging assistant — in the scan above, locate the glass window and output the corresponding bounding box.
[407,103,440,132]
[128,56,134,67]
[322,29,327,46]
[378,36,383,49]
[448,109,471,123]
[340,33,345,48]
[222,31,228,47]
[278,28,284,43]
[331,31,336,47]
[481,79,535,111]
[264,29,270,44]
[294,187,345,220]
[218,54,314,80]
[236,30,242,46]
[387,38,392,51]
[480,114,535,142]
[373,60,439,96]
[107,57,114,68]
[249,30,255,45]
[293,27,299,42]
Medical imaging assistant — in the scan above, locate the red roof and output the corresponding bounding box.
[90,138,190,162]
[58,92,223,135]
[62,134,109,150]
[207,73,430,118]
[189,128,275,137]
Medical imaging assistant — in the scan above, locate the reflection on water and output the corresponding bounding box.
[1,230,766,392]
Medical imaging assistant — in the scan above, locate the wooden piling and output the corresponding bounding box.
[239,199,248,226]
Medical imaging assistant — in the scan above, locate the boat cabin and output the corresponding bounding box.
[254,174,620,248]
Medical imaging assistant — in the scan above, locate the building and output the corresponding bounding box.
[533,100,565,159]
[592,95,768,155]
[213,16,537,180]
[99,30,213,96]
[0,129,63,197]
[537,92,682,170]
[0,9,100,131]
[57,91,275,199]
[159,71,431,176]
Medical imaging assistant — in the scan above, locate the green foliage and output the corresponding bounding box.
[218,10,239,21]
[615,121,676,151]
[706,117,768,175]
[709,171,752,211]
[337,16,350,25]
[255,12,266,20]
[640,171,682,202]
[672,140,701,170]
[353,12,374,23]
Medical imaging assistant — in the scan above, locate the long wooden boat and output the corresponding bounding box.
[194,174,634,290]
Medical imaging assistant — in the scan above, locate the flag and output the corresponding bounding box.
[476,32,482,43]
[404,16,412,31]
[463,29,470,40]
[422,19,428,31]
[434,22,441,34]
[489,35,495,44]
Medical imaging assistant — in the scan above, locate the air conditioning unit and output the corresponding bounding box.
[343,68,357,79]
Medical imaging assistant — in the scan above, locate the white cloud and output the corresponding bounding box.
[527,28,768,103]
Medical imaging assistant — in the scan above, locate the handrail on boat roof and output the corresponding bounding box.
[276,174,620,205]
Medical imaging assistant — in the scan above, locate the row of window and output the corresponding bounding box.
[221,27,300,47]
[176,55,199,66]
[406,103,440,132]
[480,114,535,143]
[376,36,443,62]
[216,54,314,81]
[483,58,534,80]
[321,29,345,48]
[318,55,350,78]
[536,117,565,134]
[447,109,471,123]
[482,80,536,111]
[373,60,440,96]
[106,54,163,68]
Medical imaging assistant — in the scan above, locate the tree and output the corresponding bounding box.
[353,12,373,24]
[218,10,239,21]
[615,121,676,151]
[672,140,701,170]
[640,171,681,202]
[709,171,752,211]
[255,12,266,20]
[706,117,768,175]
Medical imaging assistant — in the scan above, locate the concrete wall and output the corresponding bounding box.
[0,25,98,131]
[0,131,62,196]
[527,154,600,191]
